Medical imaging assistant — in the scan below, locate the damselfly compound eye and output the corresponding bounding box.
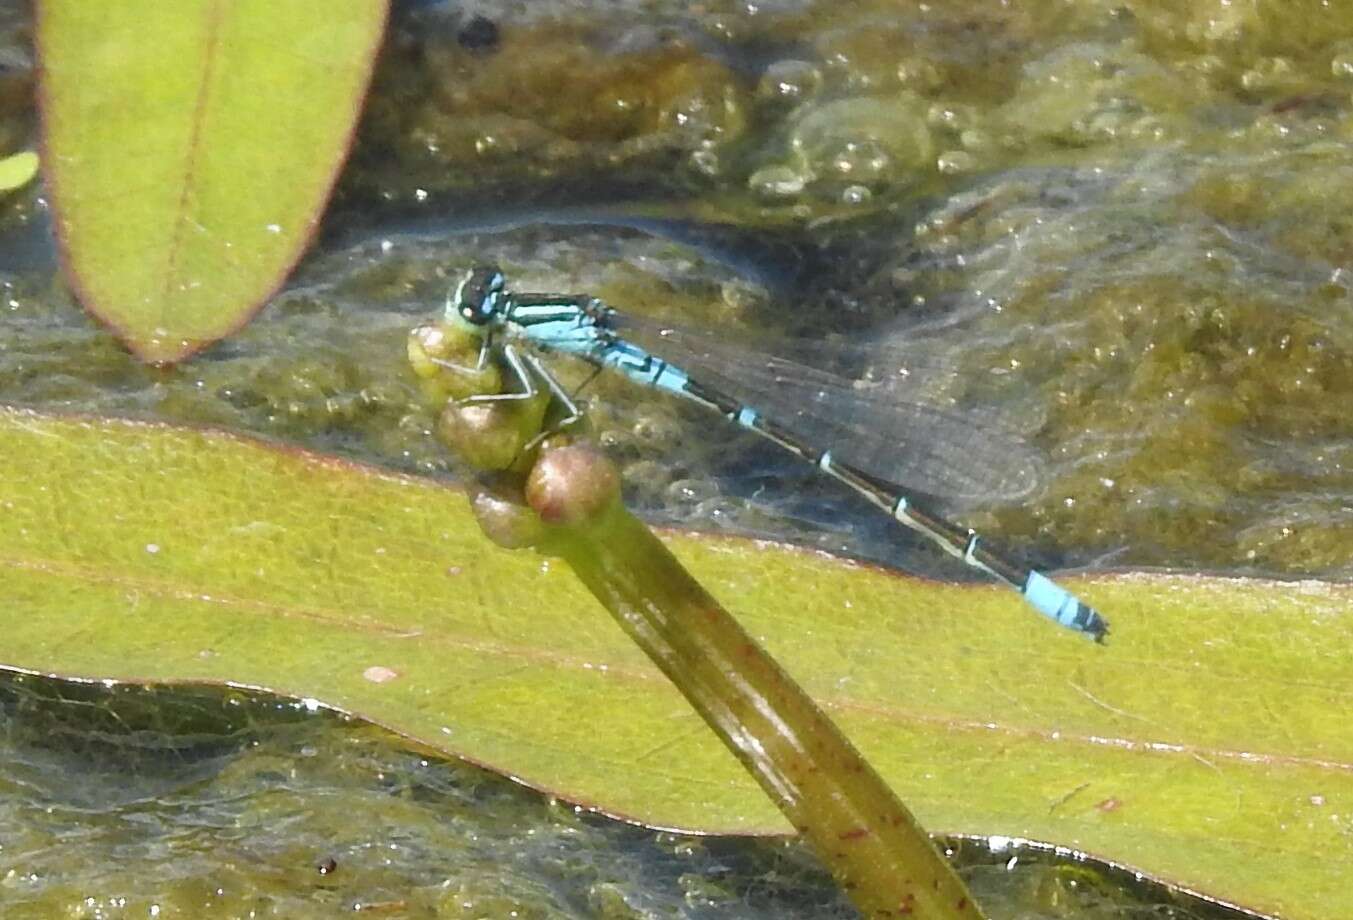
[450,264,506,325]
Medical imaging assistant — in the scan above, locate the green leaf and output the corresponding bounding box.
[0,406,1349,920]
[0,150,38,192]
[36,1,387,363]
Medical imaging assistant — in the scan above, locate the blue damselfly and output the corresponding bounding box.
[439,265,1108,641]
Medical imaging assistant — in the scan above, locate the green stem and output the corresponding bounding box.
[545,503,987,920]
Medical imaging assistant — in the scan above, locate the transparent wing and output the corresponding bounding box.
[607,312,1044,503]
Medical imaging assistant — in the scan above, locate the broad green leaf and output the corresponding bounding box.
[0,406,1349,920]
[36,1,387,363]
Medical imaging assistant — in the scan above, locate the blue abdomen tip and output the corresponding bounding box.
[1023,571,1109,640]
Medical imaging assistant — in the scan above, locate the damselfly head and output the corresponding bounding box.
[449,264,507,327]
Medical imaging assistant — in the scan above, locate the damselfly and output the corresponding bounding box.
[439,265,1108,641]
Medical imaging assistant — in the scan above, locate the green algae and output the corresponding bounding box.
[349,0,1353,214]
[353,15,750,204]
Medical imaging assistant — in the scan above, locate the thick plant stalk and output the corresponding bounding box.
[528,448,986,920]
